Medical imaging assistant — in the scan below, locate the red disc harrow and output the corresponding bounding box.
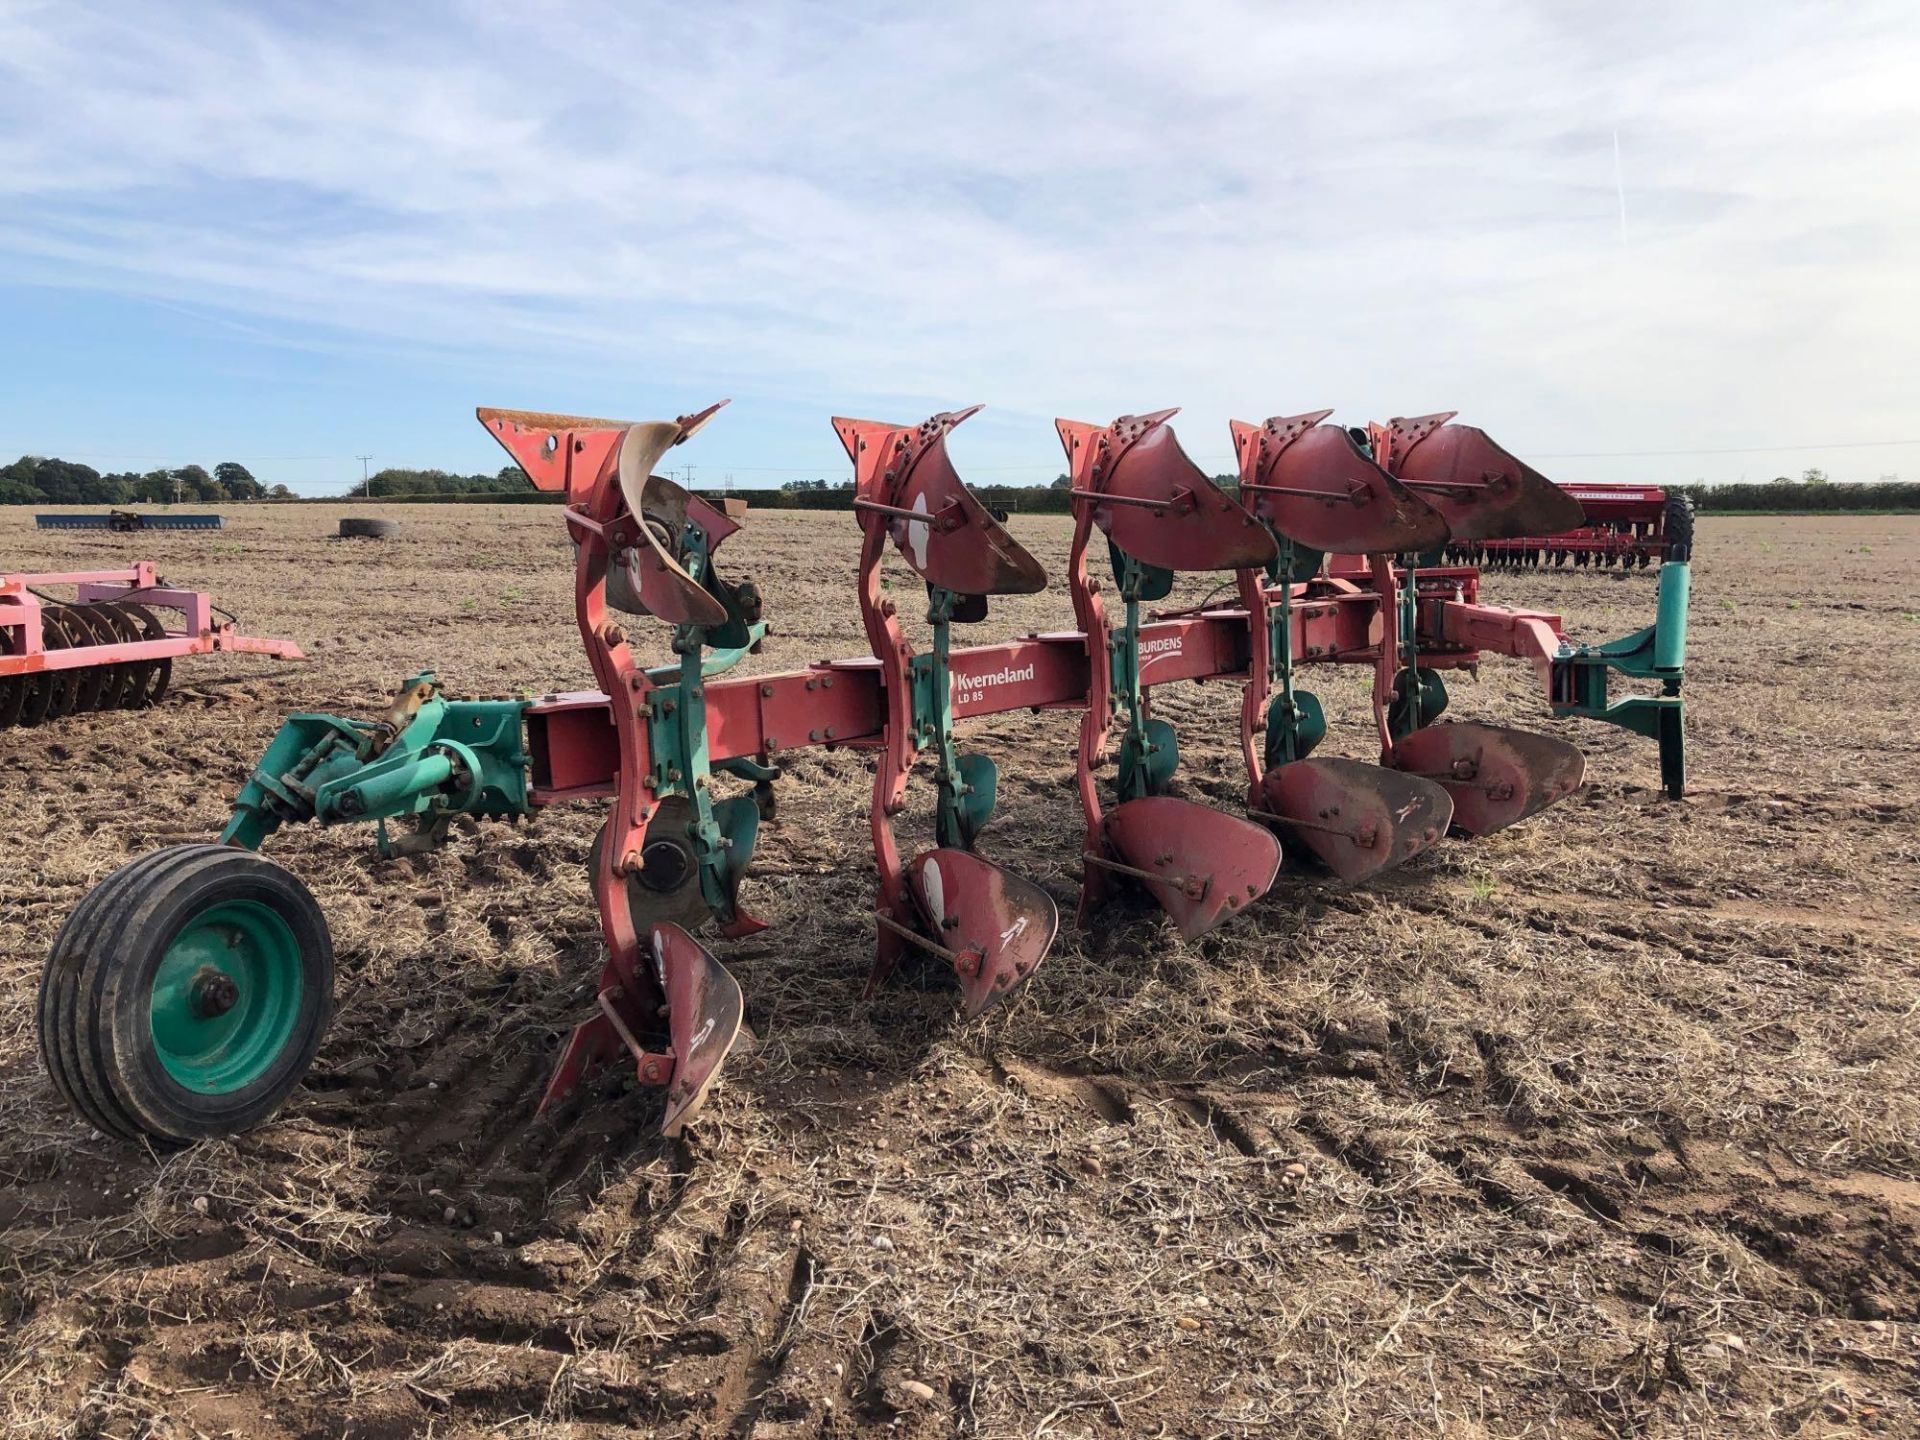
[1,564,303,730]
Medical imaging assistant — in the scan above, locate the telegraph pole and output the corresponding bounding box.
[358,454,373,490]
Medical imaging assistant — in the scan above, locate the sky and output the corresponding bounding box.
[1,0,1917,496]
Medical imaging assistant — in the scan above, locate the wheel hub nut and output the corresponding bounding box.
[192,967,240,1018]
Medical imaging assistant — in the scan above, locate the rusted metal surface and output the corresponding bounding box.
[1231,413,1450,555]
[604,486,729,628]
[475,407,631,494]
[1061,411,1275,572]
[902,848,1059,1018]
[1390,721,1586,835]
[1253,757,1453,883]
[598,802,711,933]
[1099,796,1281,940]
[1372,415,1585,543]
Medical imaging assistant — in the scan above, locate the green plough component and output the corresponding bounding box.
[1387,666,1450,742]
[1262,536,1326,768]
[642,619,767,687]
[1264,689,1325,768]
[908,587,1000,851]
[1551,560,1690,798]
[1109,551,1179,802]
[626,520,772,927]
[221,673,532,854]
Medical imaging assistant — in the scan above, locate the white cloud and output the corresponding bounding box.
[2,0,1917,481]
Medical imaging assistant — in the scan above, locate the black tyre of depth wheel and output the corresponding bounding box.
[338,517,398,539]
[1662,492,1695,564]
[38,845,334,1146]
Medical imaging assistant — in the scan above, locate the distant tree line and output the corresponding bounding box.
[1672,471,1918,512]
[0,456,291,505]
[4,453,1915,514]
[347,466,536,498]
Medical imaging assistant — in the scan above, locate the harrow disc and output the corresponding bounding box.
[1100,795,1281,940]
[1253,757,1453,883]
[118,601,172,708]
[87,602,143,710]
[58,606,113,713]
[1390,722,1586,836]
[904,848,1058,1018]
[17,607,80,726]
[0,625,21,729]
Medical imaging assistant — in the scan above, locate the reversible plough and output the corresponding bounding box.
[2,564,303,730]
[38,404,1689,1147]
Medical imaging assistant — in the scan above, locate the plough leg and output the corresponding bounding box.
[1062,411,1282,935]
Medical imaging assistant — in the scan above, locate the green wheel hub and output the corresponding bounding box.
[149,900,305,1094]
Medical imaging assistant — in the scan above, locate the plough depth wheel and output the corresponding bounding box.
[38,845,334,1146]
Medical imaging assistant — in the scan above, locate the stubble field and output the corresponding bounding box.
[2,506,1917,1439]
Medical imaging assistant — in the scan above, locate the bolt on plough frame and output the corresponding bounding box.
[37,402,1688,1147]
